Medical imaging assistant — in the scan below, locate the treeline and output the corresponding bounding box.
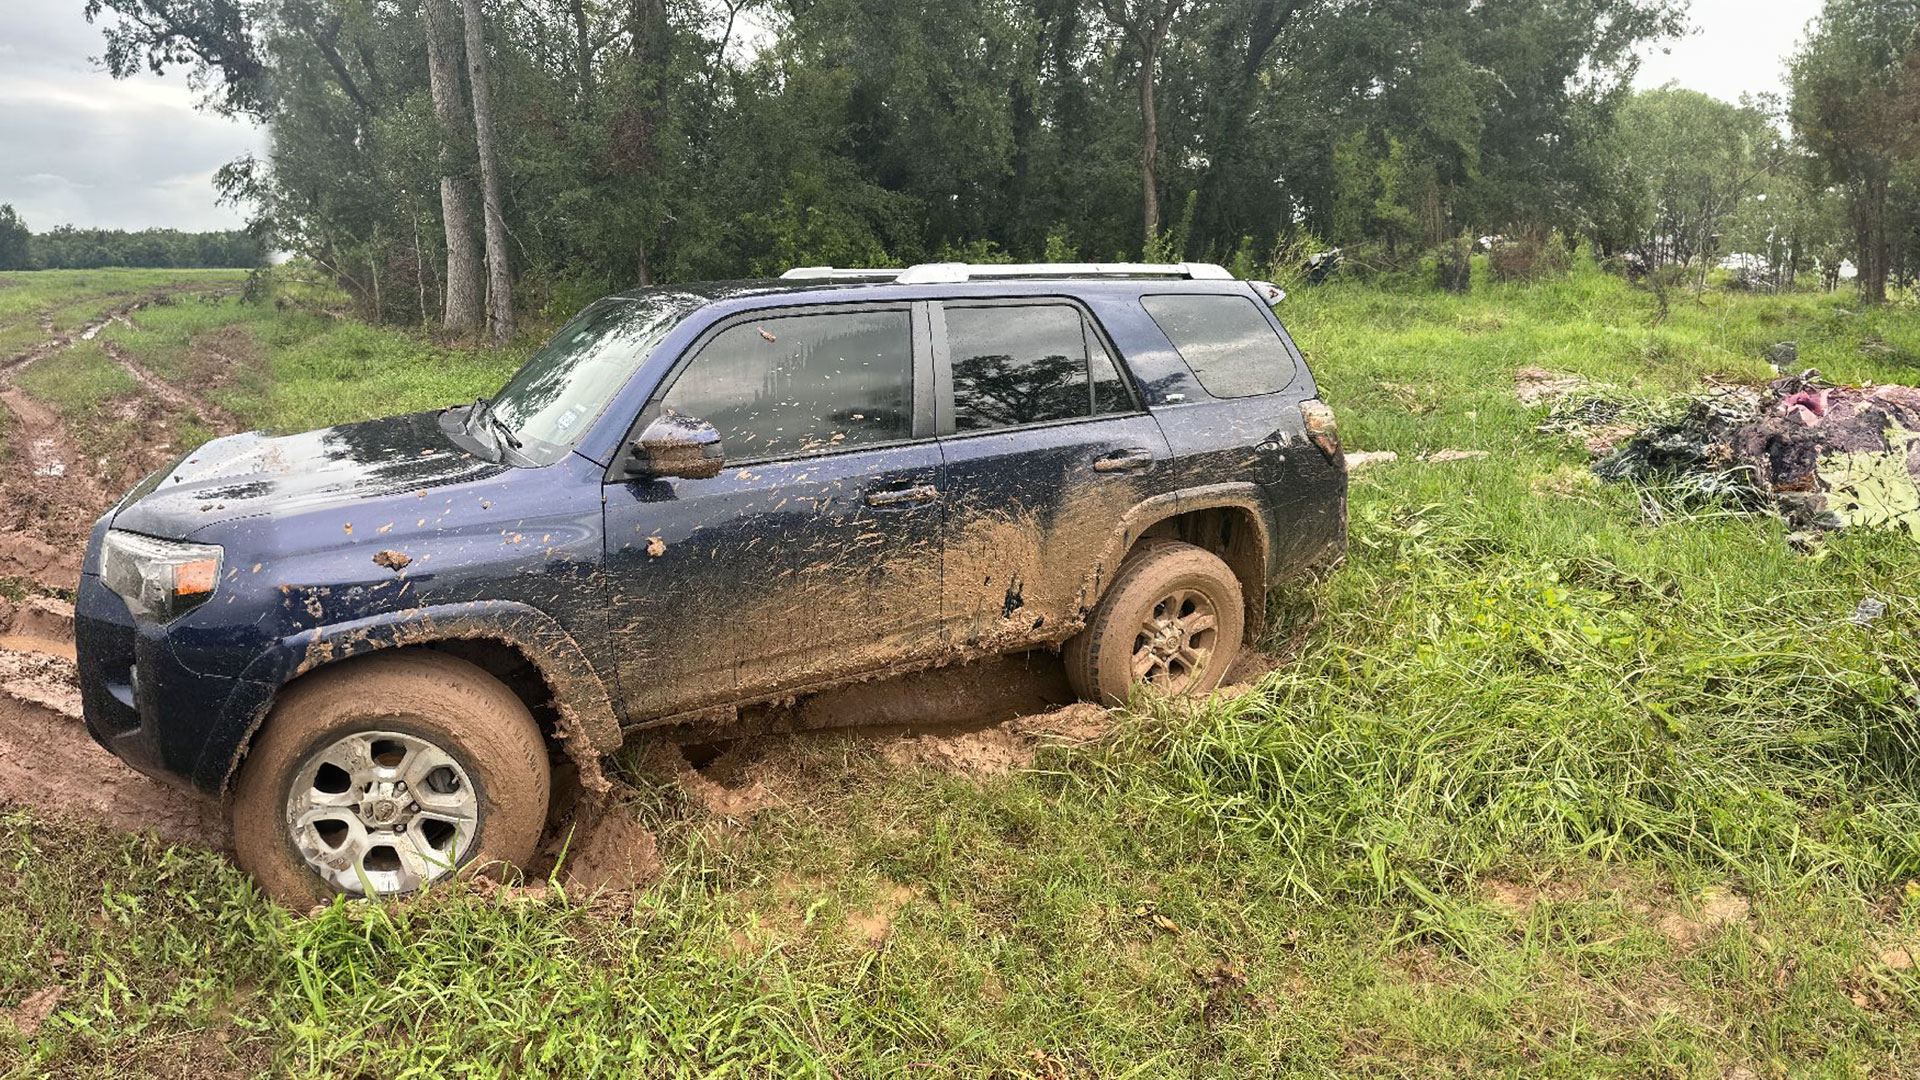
[0,204,261,271]
[76,0,1920,333]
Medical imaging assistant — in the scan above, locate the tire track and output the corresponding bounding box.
[0,288,233,846]
[100,338,239,433]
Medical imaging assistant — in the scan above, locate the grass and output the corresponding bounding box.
[98,294,524,433]
[3,261,1920,1077]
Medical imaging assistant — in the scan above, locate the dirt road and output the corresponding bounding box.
[0,289,240,847]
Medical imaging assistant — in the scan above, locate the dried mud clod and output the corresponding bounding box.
[372,549,413,571]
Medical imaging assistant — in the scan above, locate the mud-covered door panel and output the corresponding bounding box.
[730,444,945,698]
[933,300,1173,648]
[602,305,943,721]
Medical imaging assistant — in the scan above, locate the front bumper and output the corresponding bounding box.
[76,571,248,794]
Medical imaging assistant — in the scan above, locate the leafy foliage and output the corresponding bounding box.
[77,0,1692,324]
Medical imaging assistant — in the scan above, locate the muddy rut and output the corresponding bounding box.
[0,293,237,847]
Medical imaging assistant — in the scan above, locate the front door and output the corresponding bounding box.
[933,299,1174,648]
[602,304,946,721]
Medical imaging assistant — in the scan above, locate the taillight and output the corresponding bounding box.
[1299,400,1342,465]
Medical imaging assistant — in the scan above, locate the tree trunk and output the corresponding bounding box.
[1138,40,1160,252]
[460,0,514,341]
[1853,173,1890,304]
[423,0,482,333]
[627,0,670,287]
[571,0,595,112]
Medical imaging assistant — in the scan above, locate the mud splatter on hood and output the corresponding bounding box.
[110,410,507,539]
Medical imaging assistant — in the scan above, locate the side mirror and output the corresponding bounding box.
[629,413,725,480]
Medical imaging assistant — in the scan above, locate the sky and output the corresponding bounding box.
[0,3,267,233]
[0,0,1828,234]
[1634,0,1824,104]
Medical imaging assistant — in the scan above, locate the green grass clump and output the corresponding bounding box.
[14,340,137,418]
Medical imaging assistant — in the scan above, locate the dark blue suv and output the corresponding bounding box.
[76,262,1346,903]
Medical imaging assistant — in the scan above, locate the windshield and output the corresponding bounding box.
[484,295,697,465]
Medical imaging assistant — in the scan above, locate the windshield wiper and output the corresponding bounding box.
[487,411,523,451]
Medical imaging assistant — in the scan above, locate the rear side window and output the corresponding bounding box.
[1141,294,1294,398]
[661,310,912,460]
[946,304,1134,432]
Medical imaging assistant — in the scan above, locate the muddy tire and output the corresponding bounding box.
[1064,540,1245,705]
[231,651,550,908]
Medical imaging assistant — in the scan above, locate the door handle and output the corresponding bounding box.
[1092,448,1155,473]
[865,483,939,507]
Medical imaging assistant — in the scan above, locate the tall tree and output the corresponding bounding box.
[0,205,31,271]
[1790,0,1920,303]
[423,0,483,332]
[624,0,671,285]
[460,0,515,340]
[1187,0,1316,254]
[83,0,268,117]
[1609,88,1784,283]
[1098,0,1191,250]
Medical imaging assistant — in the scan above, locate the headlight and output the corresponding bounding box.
[99,530,223,622]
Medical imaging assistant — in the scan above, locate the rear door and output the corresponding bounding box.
[601,303,946,720]
[932,298,1173,647]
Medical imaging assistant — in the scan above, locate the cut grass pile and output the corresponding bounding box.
[3,262,1920,1077]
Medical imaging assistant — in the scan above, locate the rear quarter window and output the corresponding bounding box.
[1141,293,1295,399]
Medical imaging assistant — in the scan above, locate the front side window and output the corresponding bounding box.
[661,309,913,460]
[489,294,700,465]
[946,304,1133,432]
[1141,293,1295,399]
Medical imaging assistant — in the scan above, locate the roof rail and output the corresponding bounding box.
[777,266,903,281]
[779,261,1235,284]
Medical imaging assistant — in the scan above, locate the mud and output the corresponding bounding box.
[648,646,1285,822]
[543,797,663,895]
[100,339,239,432]
[1655,886,1751,948]
[0,638,231,849]
[0,293,241,589]
[0,385,102,588]
[0,288,242,844]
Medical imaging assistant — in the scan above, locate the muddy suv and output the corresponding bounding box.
[77,261,1346,903]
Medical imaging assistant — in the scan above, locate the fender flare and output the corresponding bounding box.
[1076,482,1273,630]
[199,600,623,793]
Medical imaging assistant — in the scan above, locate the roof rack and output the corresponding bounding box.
[779,261,1235,284]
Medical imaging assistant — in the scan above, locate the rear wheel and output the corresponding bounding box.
[1064,540,1245,705]
[231,651,550,907]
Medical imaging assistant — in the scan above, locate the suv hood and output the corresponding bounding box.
[112,410,507,539]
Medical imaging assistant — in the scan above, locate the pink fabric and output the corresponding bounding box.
[1779,389,1829,427]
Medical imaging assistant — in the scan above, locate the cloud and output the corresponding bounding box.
[0,4,264,231]
[1635,0,1822,104]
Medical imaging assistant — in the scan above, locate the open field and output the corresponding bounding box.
[0,264,1917,1078]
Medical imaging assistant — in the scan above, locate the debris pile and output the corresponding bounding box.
[1591,370,1920,540]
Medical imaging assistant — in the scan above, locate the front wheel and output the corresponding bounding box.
[1064,540,1246,705]
[231,652,550,907]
